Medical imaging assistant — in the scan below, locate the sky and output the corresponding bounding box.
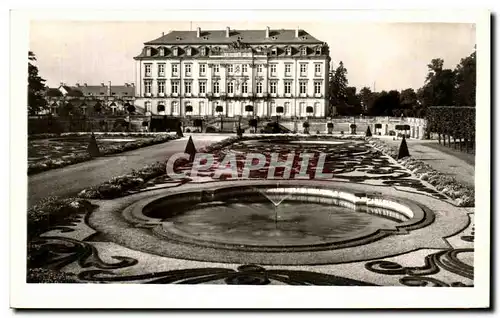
[29,21,476,92]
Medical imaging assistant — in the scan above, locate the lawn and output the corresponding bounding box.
[28,134,177,174]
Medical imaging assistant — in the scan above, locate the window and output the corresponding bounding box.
[158,64,165,77]
[185,64,192,77]
[158,80,165,94]
[172,64,179,76]
[159,47,165,56]
[213,81,220,94]
[284,81,291,94]
[301,47,307,55]
[227,82,234,94]
[270,64,277,76]
[271,48,277,56]
[173,47,178,56]
[199,64,206,76]
[199,101,205,115]
[186,47,192,56]
[201,47,207,56]
[144,80,152,94]
[300,64,307,76]
[213,64,220,74]
[299,82,307,94]
[171,81,179,94]
[269,81,277,94]
[242,64,248,74]
[256,82,263,94]
[316,47,322,55]
[241,82,248,94]
[145,101,151,112]
[185,101,192,113]
[284,102,291,115]
[144,64,152,77]
[257,64,263,73]
[227,64,233,74]
[172,101,179,114]
[185,81,192,94]
[146,47,151,56]
[315,63,322,75]
[285,64,291,76]
[157,101,165,113]
[199,81,206,94]
[286,47,292,55]
[314,82,321,94]
[300,102,305,114]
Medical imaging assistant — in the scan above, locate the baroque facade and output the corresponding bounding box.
[134,27,331,118]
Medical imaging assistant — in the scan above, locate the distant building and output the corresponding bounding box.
[133,26,331,118]
[44,82,136,116]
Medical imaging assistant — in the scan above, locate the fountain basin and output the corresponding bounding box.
[122,183,432,253]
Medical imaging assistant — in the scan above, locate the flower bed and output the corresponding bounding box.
[368,138,474,207]
[28,134,178,175]
[27,197,96,283]
[28,197,95,239]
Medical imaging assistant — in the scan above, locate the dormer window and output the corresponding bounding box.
[301,36,308,40]
[176,36,181,41]
[159,47,165,56]
[201,47,207,56]
[286,47,292,56]
[271,36,277,40]
[316,47,322,55]
[145,47,152,56]
[173,47,178,56]
[203,36,209,40]
[186,47,192,56]
[301,47,307,55]
[271,48,277,56]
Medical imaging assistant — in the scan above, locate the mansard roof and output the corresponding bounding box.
[145,29,323,45]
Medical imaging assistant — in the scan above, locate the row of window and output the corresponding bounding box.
[144,80,323,95]
[144,63,323,78]
[145,46,322,58]
[144,100,321,115]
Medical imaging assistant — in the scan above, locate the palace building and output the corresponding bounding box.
[133,26,331,119]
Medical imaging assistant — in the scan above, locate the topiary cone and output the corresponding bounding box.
[87,132,101,157]
[397,135,410,159]
[366,126,372,137]
[176,122,184,138]
[184,136,197,162]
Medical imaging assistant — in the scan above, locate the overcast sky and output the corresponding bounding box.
[29,21,476,92]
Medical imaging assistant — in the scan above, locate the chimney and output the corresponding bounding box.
[197,27,201,38]
[107,81,111,96]
[266,26,270,38]
[131,83,135,87]
[226,26,230,38]
[60,82,64,87]
[162,32,165,36]
[75,83,80,87]
[84,83,87,87]
[101,82,105,87]
[295,26,299,38]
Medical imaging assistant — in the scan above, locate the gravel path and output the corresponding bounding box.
[374,136,475,187]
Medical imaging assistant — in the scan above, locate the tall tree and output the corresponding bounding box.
[454,50,476,106]
[28,51,48,115]
[358,86,374,114]
[421,57,456,107]
[328,61,349,116]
